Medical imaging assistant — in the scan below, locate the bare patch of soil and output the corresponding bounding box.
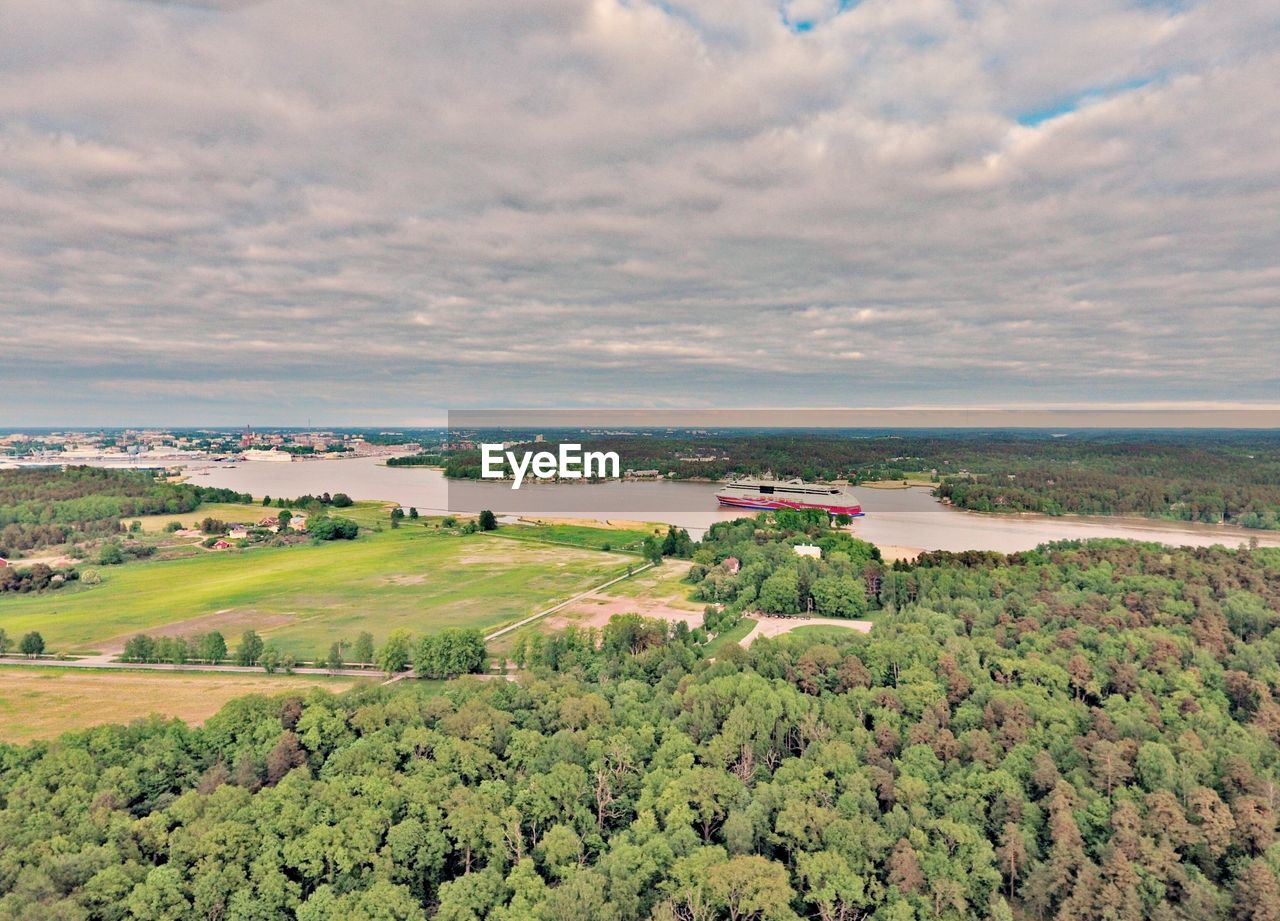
[543,578,705,631]
[384,574,430,585]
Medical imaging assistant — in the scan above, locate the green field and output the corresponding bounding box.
[703,616,757,656]
[494,523,655,552]
[787,624,872,643]
[0,525,633,658]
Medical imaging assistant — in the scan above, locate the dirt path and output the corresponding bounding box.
[739,616,873,646]
[0,654,384,679]
[3,552,75,568]
[540,560,703,631]
[482,562,656,641]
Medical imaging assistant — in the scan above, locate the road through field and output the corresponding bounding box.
[482,561,655,641]
[0,562,657,678]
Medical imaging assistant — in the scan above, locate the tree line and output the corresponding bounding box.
[0,628,46,657]
[112,627,487,679]
[386,454,444,467]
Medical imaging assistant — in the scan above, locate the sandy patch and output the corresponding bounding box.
[517,516,665,533]
[5,553,75,568]
[543,593,706,631]
[873,544,924,562]
[542,563,703,631]
[385,574,430,585]
[740,616,873,646]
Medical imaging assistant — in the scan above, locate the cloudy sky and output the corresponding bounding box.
[2,0,1277,425]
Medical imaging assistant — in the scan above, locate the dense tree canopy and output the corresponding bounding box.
[0,467,252,557]
[2,537,1280,919]
[687,511,881,617]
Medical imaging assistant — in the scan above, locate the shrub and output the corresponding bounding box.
[308,516,360,541]
[98,543,125,566]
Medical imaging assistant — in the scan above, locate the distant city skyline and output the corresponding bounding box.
[3,0,1278,425]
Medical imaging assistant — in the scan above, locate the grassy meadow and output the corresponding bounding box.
[493,522,657,552]
[0,523,634,658]
[787,624,874,642]
[0,667,364,744]
[703,616,758,656]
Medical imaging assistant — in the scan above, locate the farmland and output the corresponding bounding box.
[0,666,363,744]
[0,524,634,659]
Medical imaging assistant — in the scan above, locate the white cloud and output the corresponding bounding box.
[0,0,1277,424]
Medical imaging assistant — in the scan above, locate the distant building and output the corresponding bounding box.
[228,526,249,539]
[211,539,233,550]
[722,556,740,575]
[793,544,821,559]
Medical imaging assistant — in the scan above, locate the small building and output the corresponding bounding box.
[228,526,249,540]
[211,539,233,550]
[288,514,308,530]
[793,544,821,559]
[259,516,279,528]
[722,556,740,575]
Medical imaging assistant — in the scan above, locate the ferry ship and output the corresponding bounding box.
[715,477,863,517]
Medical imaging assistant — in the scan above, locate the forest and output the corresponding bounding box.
[686,508,881,617]
[440,430,1280,529]
[0,467,251,557]
[2,532,1279,919]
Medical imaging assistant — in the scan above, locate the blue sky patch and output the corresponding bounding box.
[1016,76,1159,126]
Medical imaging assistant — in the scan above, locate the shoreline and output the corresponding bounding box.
[940,503,1280,546]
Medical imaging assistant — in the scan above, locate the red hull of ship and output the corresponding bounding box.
[716,495,863,517]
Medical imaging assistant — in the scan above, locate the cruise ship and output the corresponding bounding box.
[715,477,863,517]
